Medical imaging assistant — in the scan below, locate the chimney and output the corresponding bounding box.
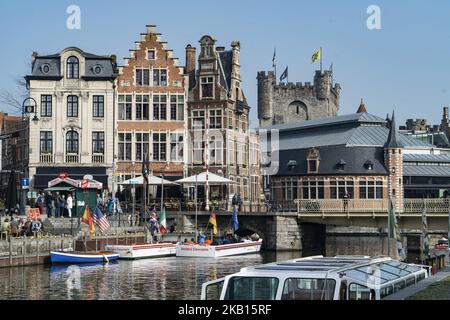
[444,106,449,119]
[216,46,225,52]
[32,51,38,61]
[185,44,196,90]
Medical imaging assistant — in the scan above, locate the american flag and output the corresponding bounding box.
[93,206,111,234]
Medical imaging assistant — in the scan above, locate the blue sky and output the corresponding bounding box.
[0,0,449,128]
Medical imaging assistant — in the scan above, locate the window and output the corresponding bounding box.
[170,95,184,121]
[209,110,222,129]
[302,180,324,199]
[66,131,79,154]
[331,180,354,199]
[282,278,336,300]
[359,180,383,199]
[283,179,298,200]
[225,277,279,300]
[153,95,167,120]
[192,110,205,130]
[193,137,205,164]
[205,280,224,300]
[41,95,52,117]
[118,95,132,120]
[67,56,79,79]
[308,160,318,172]
[67,96,78,117]
[92,132,104,154]
[209,136,223,165]
[93,95,104,118]
[136,68,150,86]
[170,133,184,162]
[147,49,155,60]
[153,133,167,161]
[135,133,150,161]
[118,133,132,161]
[201,76,214,98]
[40,131,52,154]
[349,283,372,300]
[136,95,150,120]
[153,69,168,86]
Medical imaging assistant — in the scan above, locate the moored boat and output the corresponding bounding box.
[50,251,120,264]
[176,239,262,258]
[105,243,177,260]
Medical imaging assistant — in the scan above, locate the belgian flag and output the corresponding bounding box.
[208,213,218,235]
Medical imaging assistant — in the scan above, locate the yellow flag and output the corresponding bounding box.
[312,48,321,63]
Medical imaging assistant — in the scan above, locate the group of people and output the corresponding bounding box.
[36,192,73,218]
[1,215,43,237]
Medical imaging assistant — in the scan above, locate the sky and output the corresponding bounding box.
[0,0,449,129]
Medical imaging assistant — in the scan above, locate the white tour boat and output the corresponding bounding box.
[105,243,177,260]
[201,255,430,300]
[176,239,263,258]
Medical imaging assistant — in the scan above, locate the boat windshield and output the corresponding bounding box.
[224,277,279,300]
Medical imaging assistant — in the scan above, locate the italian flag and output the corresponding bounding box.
[159,207,167,234]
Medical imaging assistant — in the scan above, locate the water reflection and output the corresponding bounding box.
[0,251,302,300]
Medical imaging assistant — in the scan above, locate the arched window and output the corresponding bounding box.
[67,56,79,79]
[66,131,79,154]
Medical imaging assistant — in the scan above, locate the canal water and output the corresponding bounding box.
[0,251,304,300]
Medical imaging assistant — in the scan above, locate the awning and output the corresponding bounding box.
[44,186,76,192]
[176,172,235,185]
[120,176,178,186]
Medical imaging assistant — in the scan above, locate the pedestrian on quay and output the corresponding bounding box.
[45,191,53,218]
[36,192,45,216]
[107,194,114,216]
[66,193,73,218]
[97,193,104,207]
[54,193,60,217]
[58,194,65,218]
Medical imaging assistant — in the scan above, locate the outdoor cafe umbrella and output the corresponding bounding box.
[175,172,235,185]
[119,175,178,186]
[5,170,18,216]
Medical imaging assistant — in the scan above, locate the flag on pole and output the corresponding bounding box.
[93,206,111,234]
[312,48,321,63]
[279,66,288,82]
[232,207,239,232]
[272,48,276,68]
[82,207,95,236]
[209,213,218,235]
[388,198,406,260]
[159,207,167,234]
[421,203,430,261]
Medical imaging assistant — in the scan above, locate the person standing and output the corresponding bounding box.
[59,195,65,218]
[45,191,53,218]
[54,193,60,218]
[66,193,73,218]
[36,192,45,216]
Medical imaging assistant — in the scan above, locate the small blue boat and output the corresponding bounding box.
[50,251,120,264]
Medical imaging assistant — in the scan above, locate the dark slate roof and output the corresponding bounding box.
[276,146,388,176]
[385,111,403,148]
[27,47,116,81]
[218,50,232,90]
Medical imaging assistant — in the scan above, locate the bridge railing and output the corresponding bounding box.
[293,198,450,216]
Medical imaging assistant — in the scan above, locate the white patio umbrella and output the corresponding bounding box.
[120,175,178,186]
[175,172,235,185]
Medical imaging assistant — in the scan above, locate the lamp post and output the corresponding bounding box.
[21,97,38,215]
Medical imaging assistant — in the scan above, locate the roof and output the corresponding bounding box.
[357,99,367,113]
[403,154,450,163]
[385,111,403,148]
[276,146,388,176]
[403,165,450,177]
[218,50,232,90]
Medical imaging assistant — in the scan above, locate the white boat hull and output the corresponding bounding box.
[176,239,263,258]
[105,243,177,260]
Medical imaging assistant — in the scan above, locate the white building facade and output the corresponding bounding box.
[25,47,117,191]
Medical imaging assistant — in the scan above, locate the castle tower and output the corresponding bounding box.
[257,71,275,124]
[384,111,404,212]
[257,68,340,127]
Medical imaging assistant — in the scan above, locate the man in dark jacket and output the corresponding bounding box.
[44,192,53,218]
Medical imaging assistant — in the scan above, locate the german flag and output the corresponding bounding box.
[209,213,218,235]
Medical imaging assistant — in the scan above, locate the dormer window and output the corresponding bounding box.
[41,64,51,74]
[67,56,79,79]
[307,148,320,174]
[365,160,374,171]
[287,160,297,171]
[93,64,102,75]
[337,159,347,171]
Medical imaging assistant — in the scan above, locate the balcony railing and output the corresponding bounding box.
[40,154,54,164]
[92,154,104,164]
[66,154,79,163]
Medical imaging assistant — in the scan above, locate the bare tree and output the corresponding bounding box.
[0,77,28,115]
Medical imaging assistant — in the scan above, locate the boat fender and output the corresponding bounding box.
[103,255,109,263]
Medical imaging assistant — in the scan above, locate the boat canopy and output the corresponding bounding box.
[176,172,236,185]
